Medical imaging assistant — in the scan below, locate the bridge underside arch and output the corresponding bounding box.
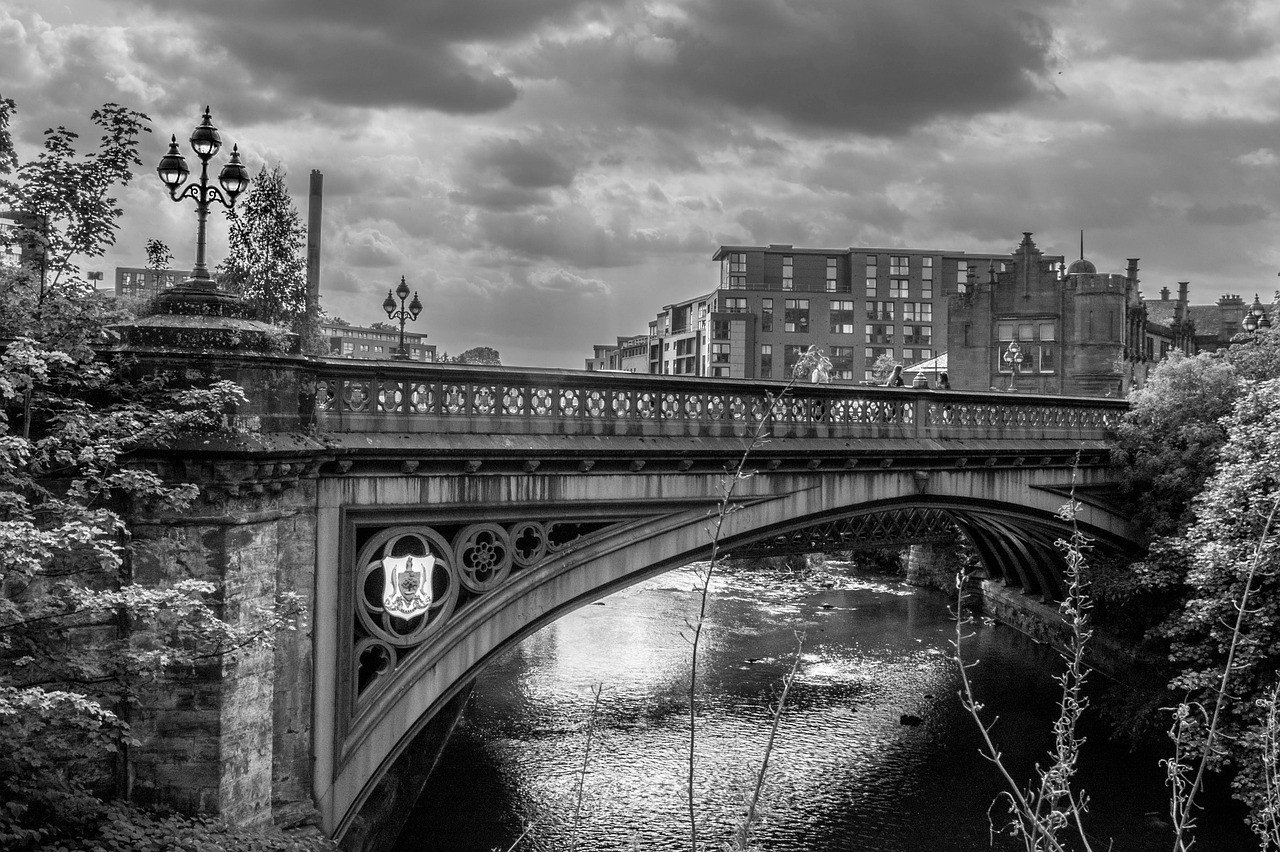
[314,465,1134,841]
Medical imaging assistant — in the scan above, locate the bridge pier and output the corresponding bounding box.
[112,310,324,827]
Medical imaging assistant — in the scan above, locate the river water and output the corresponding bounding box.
[394,565,1253,851]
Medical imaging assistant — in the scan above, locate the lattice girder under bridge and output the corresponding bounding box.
[725,506,960,557]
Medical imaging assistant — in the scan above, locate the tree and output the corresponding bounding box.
[216,165,315,344]
[869,353,896,383]
[455,346,501,366]
[0,95,150,298]
[0,98,318,852]
[144,238,172,273]
[1112,350,1240,544]
[1161,378,1280,829]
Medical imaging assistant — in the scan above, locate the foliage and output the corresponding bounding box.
[144,238,172,273]
[1161,379,1280,829]
[869,353,896,383]
[954,490,1095,852]
[26,802,334,852]
[0,96,305,851]
[0,93,150,294]
[216,165,321,351]
[455,346,501,366]
[1112,350,1241,545]
[0,331,307,847]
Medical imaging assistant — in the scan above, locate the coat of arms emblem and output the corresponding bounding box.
[382,554,435,620]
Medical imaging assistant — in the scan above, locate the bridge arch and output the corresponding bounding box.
[314,464,1134,842]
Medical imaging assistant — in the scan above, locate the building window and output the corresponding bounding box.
[922,257,933,279]
[903,302,933,322]
[711,342,731,364]
[782,256,793,291]
[865,324,894,344]
[761,298,774,332]
[890,255,909,276]
[921,279,932,299]
[865,256,878,297]
[784,344,806,376]
[722,297,748,313]
[831,346,855,380]
[712,319,731,340]
[784,299,809,333]
[865,346,893,366]
[342,342,354,355]
[866,301,894,322]
[825,257,838,293]
[830,300,856,334]
[889,278,907,299]
[903,325,931,346]
[760,344,773,379]
[722,252,746,288]
[996,319,1056,374]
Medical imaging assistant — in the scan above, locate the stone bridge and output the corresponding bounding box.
[120,347,1132,850]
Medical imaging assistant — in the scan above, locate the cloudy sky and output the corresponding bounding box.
[5,0,1280,367]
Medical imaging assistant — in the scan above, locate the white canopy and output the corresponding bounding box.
[905,352,947,375]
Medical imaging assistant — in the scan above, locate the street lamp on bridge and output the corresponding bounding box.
[382,276,423,360]
[1243,293,1271,334]
[1001,339,1024,391]
[155,107,250,299]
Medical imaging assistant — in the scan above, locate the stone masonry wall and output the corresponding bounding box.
[129,482,317,827]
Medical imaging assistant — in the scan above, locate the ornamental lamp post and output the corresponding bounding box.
[383,276,423,360]
[1002,339,1024,391]
[155,106,250,305]
[1243,294,1270,335]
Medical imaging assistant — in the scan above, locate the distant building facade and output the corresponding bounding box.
[323,322,435,362]
[115,266,193,298]
[586,244,1008,382]
[588,232,1263,397]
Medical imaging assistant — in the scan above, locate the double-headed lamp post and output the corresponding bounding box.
[382,276,423,360]
[1002,339,1024,391]
[1243,294,1271,334]
[155,106,250,293]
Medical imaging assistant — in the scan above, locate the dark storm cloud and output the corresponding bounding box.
[450,138,577,210]
[1085,0,1272,62]
[468,139,576,189]
[113,0,623,113]
[522,0,1062,136]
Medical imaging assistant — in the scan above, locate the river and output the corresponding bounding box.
[393,563,1254,851]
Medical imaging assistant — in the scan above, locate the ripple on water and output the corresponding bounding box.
[394,567,1255,852]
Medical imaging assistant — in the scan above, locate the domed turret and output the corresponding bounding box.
[1066,257,1097,275]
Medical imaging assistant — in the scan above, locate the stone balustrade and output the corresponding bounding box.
[313,359,1126,441]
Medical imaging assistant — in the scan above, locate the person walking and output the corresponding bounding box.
[885,364,905,387]
[936,372,951,390]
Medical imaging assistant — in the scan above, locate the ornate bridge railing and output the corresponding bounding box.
[312,360,1127,441]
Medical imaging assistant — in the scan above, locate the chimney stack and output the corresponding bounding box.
[306,170,323,320]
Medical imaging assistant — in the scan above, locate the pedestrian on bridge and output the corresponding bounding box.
[885,364,905,387]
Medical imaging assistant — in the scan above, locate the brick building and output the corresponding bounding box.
[589,232,1264,397]
[589,243,1009,382]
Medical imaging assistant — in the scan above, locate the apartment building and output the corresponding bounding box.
[114,266,193,298]
[625,243,1008,382]
[323,322,435,362]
